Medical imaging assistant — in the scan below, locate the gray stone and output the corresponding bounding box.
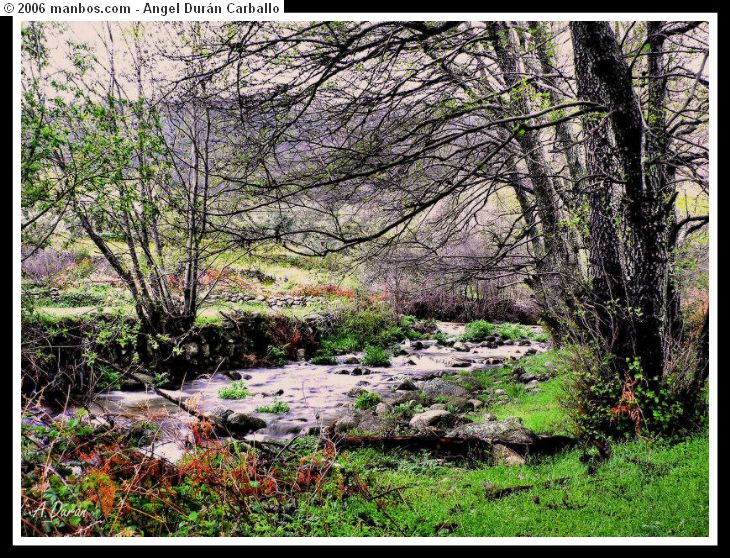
[467,399,483,410]
[450,358,472,368]
[396,378,418,391]
[409,409,458,430]
[421,378,469,399]
[492,443,526,466]
[375,402,392,416]
[335,415,359,433]
[343,356,360,364]
[226,412,267,434]
[446,420,536,445]
[452,342,469,352]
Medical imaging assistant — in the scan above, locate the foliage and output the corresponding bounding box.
[391,400,425,419]
[255,399,290,414]
[310,352,338,365]
[361,345,391,367]
[292,283,356,300]
[21,411,708,536]
[97,366,121,391]
[20,415,372,537]
[21,247,77,285]
[266,346,288,367]
[354,391,382,410]
[462,320,535,342]
[218,380,250,400]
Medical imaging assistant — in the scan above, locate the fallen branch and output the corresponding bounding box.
[484,476,571,499]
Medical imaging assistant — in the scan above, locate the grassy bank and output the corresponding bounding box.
[21,345,709,537]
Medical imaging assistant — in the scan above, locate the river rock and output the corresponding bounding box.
[343,356,360,364]
[334,414,359,433]
[396,378,418,391]
[452,341,469,352]
[375,403,392,416]
[409,409,458,430]
[525,379,540,391]
[450,358,472,368]
[492,443,526,466]
[226,412,266,434]
[446,420,537,445]
[421,378,469,399]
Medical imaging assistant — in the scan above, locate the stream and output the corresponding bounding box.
[85,323,547,461]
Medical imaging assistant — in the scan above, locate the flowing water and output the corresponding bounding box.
[86,323,546,461]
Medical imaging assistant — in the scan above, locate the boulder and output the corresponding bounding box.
[450,358,472,368]
[334,414,359,433]
[468,399,484,410]
[446,420,537,445]
[343,356,360,364]
[409,409,459,430]
[421,378,469,399]
[492,443,526,466]
[395,378,418,391]
[375,402,392,416]
[452,341,469,352]
[226,412,267,434]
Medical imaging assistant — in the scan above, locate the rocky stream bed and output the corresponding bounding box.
[65,323,554,463]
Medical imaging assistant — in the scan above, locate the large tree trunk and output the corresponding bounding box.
[570,22,672,389]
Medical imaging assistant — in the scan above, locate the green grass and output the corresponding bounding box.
[354,391,382,410]
[461,320,539,342]
[361,345,391,367]
[217,380,250,400]
[255,399,290,414]
[491,379,569,434]
[450,349,571,433]
[288,433,709,536]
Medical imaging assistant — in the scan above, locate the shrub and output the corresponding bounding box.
[391,400,425,419]
[324,300,399,350]
[320,335,359,355]
[292,283,356,300]
[462,320,497,342]
[310,352,337,365]
[494,323,532,340]
[218,380,250,400]
[21,247,76,285]
[267,346,288,367]
[256,399,290,414]
[354,391,381,410]
[97,366,121,390]
[362,345,391,367]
